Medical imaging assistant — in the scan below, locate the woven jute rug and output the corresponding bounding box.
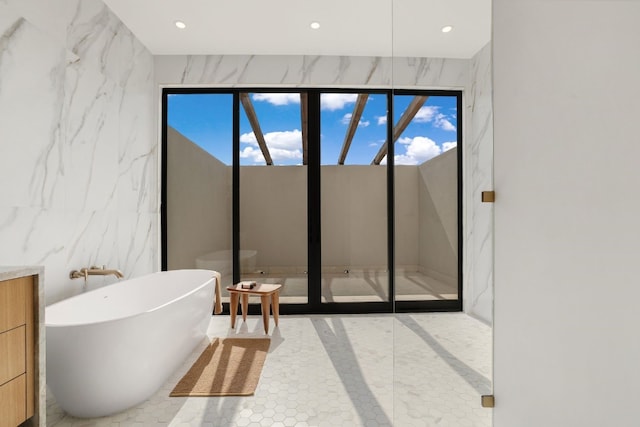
[170,338,271,397]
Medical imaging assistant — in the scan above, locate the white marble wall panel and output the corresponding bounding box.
[155,54,470,89]
[1,0,77,48]
[64,210,120,294]
[0,208,67,267]
[392,57,469,88]
[464,43,494,324]
[63,64,120,212]
[117,212,158,279]
[66,0,121,80]
[156,55,394,87]
[0,0,157,305]
[0,11,66,209]
[0,208,70,301]
[117,29,156,214]
[117,97,157,213]
[65,210,118,270]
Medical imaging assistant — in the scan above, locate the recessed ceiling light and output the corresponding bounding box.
[175,20,187,30]
[441,25,453,33]
[310,21,320,30]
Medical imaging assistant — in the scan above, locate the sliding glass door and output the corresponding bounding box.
[162,88,462,314]
[164,92,234,291]
[238,91,308,305]
[393,90,462,311]
[320,91,390,304]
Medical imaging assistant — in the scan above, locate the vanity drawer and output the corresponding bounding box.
[0,277,27,333]
[0,373,26,427]
[0,326,26,386]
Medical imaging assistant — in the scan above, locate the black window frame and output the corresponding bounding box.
[161,87,462,314]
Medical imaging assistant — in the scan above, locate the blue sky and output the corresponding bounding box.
[167,92,457,166]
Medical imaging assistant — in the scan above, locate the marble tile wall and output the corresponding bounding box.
[465,43,494,324]
[0,0,157,304]
[154,54,470,89]
[155,51,493,323]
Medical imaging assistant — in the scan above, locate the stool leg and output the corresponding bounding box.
[260,295,270,334]
[241,294,249,322]
[230,292,239,329]
[271,291,280,327]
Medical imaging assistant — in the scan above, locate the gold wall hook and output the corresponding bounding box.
[481,395,495,408]
[481,191,495,203]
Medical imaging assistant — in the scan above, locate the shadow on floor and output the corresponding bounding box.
[396,314,491,396]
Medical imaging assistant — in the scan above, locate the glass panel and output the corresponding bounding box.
[166,93,234,292]
[239,92,308,304]
[391,0,494,419]
[393,93,459,302]
[320,91,388,302]
[392,0,493,423]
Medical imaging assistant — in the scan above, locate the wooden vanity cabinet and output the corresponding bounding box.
[0,275,35,427]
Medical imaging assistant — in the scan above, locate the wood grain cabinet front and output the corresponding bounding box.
[0,278,26,332]
[0,326,26,385]
[0,374,26,427]
[0,276,35,427]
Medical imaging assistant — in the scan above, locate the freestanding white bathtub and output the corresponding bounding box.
[46,269,217,418]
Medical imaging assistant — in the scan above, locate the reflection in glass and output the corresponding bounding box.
[166,93,234,294]
[393,93,460,302]
[320,92,389,302]
[239,92,308,304]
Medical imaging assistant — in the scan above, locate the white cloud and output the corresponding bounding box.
[394,136,442,165]
[413,106,457,131]
[341,113,370,127]
[414,106,438,123]
[321,94,358,111]
[240,129,303,163]
[442,141,457,152]
[252,93,300,106]
[376,115,387,125]
[240,146,269,163]
[436,116,456,131]
[239,132,256,144]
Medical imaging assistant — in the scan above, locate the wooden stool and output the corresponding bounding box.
[226,283,282,334]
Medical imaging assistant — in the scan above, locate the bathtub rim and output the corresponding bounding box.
[45,269,217,328]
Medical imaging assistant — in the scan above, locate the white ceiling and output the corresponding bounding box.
[103,0,491,59]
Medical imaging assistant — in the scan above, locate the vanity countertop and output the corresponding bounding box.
[0,265,44,281]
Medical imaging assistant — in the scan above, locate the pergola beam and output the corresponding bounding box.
[338,94,369,165]
[239,92,273,165]
[371,95,429,165]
